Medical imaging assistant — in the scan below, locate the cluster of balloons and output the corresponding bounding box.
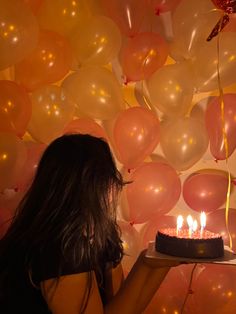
[0,0,236,313]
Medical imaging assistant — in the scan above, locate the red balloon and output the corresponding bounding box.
[120,32,168,82]
[205,94,236,160]
[183,171,229,213]
[126,162,181,224]
[101,0,148,37]
[207,208,236,251]
[113,107,160,169]
[15,30,73,91]
[0,80,32,137]
[63,118,107,139]
[212,0,236,14]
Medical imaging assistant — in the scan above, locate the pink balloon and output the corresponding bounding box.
[149,0,181,14]
[192,264,236,314]
[205,94,236,160]
[63,118,107,139]
[120,32,168,82]
[142,215,175,248]
[126,162,181,224]
[207,208,236,251]
[113,107,160,169]
[101,0,148,37]
[183,172,229,213]
[14,141,46,190]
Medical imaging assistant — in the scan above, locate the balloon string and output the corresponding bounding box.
[141,80,153,111]
[180,263,198,314]
[216,14,233,250]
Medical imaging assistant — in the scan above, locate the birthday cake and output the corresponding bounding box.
[156,228,224,259]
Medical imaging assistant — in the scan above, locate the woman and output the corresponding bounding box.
[0,134,181,314]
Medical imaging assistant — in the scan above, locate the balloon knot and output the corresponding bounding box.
[155,7,161,15]
[214,158,219,163]
[188,289,194,294]
[232,178,236,186]
[130,221,135,226]
[14,187,19,192]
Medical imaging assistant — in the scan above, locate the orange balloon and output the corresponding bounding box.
[37,0,90,36]
[15,30,73,91]
[64,118,107,139]
[0,133,27,191]
[70,15,121,66]
[0,80,32,137]
[22,0,44,14]
[0,0,39,70]
[28,85,75,143]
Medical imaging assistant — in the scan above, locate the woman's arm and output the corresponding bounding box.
[41,250,180,314]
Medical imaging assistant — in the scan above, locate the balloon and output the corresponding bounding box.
[212,0,236,13]
[0,80,32,137]
[192,264,236,314]
[126,162,181,224]
[113,107,160,169]
[224,13,236,31]
[120,32,168,82]
[62,66,124,120]
[70,15,121,66]
[15,30,73,91]
[205,94,236,160]
[141,215,175,248]
[0,188,26,212]
[183,171,229,213]
[37,0,90,36]
[101,0,148,37]
[146,62,194,117]
[14,141,46,190]
[118,220,141,272]
[207,208,236,251]
[63,118,107,139]
[0,133,27,191]
[149,0,181,14]
[0,207,13,239]
[0,0,39,70]
[28,85,75,144]
[22,0,44,14]
[170,0,221,60]
[160,117,209,171]
[193,32,236,92]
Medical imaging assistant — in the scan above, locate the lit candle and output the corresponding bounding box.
[187,215,193,238]
[200,212,206,237]
[192,220,198,233]
[176,215,184,236]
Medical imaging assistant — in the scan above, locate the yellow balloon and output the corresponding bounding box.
[192,32,236,92]
[160,117,209,171]
[28,85,75,144]
[0,133,27,190]
[37,0,90,36]
[62,66,125,120]
[0,0,39,70]
[170,0,220,60]
[146,62,194,117]
[70,15,121,66]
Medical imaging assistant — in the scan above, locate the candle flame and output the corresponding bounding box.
[200,212,206,228]
[192,220,198,232]
[177,215,183,230]
[187,215,193,228]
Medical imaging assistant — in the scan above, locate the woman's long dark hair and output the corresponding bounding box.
[0,134,124,311]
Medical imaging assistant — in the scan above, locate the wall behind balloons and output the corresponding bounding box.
[1,0,236,313]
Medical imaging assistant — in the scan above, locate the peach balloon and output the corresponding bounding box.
[120,32,168,82]
[149,0,181,14]
[15,30,73,91]
[146,62,194,117]
[63,118,107,139]
[22,0,43,14]
[183,172,228,213]
[126,162,181,224]
[170,0,220,60]
[0,0,39,70]
[101,0,148,37]
[62,66,124,120]
[193,32,236,92]
[0,133,27,191]
[205,94,236,160]
[37,0,90,36]
[70,15,121,66]
[0,80,32,137]
[28,85,75,144]
[113,107,160,169]
[160,117,209,171]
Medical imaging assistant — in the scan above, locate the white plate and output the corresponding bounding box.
[146,241,236,265]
